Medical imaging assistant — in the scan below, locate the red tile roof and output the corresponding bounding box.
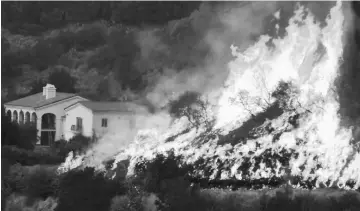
[4,92,78,108]
[78,101,149,113]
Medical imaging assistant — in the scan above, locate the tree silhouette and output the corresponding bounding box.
[48,67,77,93]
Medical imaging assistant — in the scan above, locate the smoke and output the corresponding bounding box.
[59,1,280,171]
[72,109,173,170]
[136,2,280,108]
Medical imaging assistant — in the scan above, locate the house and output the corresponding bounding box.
[4,84,149,146]
[63,100,149,140]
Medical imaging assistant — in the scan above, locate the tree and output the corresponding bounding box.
[48,66,77,93]
[168,91,213,129]
[271,81,300,111]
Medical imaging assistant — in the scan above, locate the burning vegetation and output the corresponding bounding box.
[58,1,360,193]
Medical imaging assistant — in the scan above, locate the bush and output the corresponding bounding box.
[109,195,131,211]
[51,134,96,158]
[2,146,64,166]
[133,151,215,211]
[3,164,59,200]
[55,167,126,211]
[2,164,58,209]
[66,134,94,153]
[2,105,38,150]
[4,194,57,211]
[51,139,69,158]
[17,123,38,150]
[23,165,58,200]
[134,150,192,193]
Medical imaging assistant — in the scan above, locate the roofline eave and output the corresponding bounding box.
[35,96,89,110]
[3,104,36,111]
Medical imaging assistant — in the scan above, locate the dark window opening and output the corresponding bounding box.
[101,118,108,127]
[40,131,55,146]
[76,117,83,131]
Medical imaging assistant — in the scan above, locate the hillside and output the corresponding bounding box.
[1,1,203,101]
[57,1,360,191]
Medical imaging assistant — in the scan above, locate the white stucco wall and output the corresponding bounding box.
[64,104,94,140]
[92,111,148,137]
[92,112,133,138]
[35,96,88,142]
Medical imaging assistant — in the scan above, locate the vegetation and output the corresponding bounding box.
[55,167,125,211]
[2,148,360,211]
[2,1,360,211]
[52,134,97,158]
[1,2,205,102]
[1,105,38,150]
[168,91,214,129]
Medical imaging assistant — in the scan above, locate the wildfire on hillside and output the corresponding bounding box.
[58,1,360,191]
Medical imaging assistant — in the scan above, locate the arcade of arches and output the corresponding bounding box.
[5,109,57,146]
[6,109,37,124]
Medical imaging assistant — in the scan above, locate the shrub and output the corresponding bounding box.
[51,134,95,159]
[65,134,96,153]
[17,123,38,150]
[1,105,38,150]
[134,150,192,193]
[155,177,212,211]
[23,165,58,200]
[4,194,58,211]
[3,164,28,196]
[133,151,215,211]
[4,194,28,211]
[109,195,130,211]
[55,167,126,211]
[3,164,59,203]
[2,146,64,166]
[32,197,58,211]
[51,139,68,158]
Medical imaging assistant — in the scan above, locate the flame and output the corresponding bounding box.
[58,1,360,190]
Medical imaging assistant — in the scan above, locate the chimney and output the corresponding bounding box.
[43,84,56,100]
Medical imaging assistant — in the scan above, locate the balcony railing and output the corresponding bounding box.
[71,125,83,133]
[41,124,56,130]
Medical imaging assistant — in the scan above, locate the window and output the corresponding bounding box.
[101,118,108,127]
[76,117,83,131]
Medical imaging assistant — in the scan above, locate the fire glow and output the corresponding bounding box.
[58,1,360,190]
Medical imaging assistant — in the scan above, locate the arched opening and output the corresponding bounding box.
[19,111,24,124]
[41,113,56,129]
[41,113,56,146]
[31,112,37,124]
[13,111,18,123]
[6,110,12,121]
[25,112,30,124]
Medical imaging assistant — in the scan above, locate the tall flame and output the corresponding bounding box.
[58,1,360,190]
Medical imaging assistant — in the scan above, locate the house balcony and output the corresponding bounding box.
[41,124,56,130]
[71,125,83,134]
